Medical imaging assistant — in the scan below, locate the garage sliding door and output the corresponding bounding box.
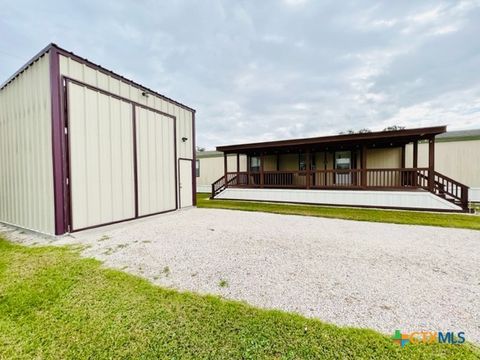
[67,81,176,231]
[136,107,176,216]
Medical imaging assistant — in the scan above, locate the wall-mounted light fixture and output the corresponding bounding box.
[141,91,149,97]
[182,137,188,142]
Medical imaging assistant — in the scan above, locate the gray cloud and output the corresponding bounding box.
[1,0,479,149]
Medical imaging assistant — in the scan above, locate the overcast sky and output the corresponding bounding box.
[1,0,480,149]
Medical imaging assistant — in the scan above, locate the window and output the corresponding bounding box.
[299,153,316,171]
[196,160,200,177]
[334,151,351,170]
[250,156,260,172]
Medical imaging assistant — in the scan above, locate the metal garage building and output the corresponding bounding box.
[0,43,196,235]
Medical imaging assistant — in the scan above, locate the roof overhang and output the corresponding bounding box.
[216,126,447,154]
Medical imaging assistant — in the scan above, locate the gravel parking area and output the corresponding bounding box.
[2,208,480,342]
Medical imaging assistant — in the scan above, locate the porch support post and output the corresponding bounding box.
[428,137,435,192]
[260,153,265,188]
[323,151,327,186]
[276,153,279,171]
[306,150,311,189]
[224,152,228,188]
[236,153,240,185]
[412,141,418,186]
[360,144,367,188]
[247,154,251,186]
[413,141,418,168]
[401,145,405,168]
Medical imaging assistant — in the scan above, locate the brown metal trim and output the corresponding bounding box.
[191,112,197,206]
[174,117,179,211]
[217,126,447,153]
[132,105,139,218]
[50,47,68,235]
[63,76,73,234]
[71,208,178,233]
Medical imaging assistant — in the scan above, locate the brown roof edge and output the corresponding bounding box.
[216,125,447,152]
[1,43,196,113]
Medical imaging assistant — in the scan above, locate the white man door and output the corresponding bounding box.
[179,159,193,207]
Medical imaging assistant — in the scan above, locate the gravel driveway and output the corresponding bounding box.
[3,208,480,342]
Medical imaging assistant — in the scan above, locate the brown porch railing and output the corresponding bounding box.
[224,168,430,189]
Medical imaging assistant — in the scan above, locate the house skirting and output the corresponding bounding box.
[469,188,480,202]
[215,188,463,211]
[197,185,211,193]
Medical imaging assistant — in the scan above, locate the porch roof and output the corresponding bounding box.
[217,125,446,154]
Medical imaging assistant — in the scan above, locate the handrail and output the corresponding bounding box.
[211,175,227,198]
[433,171,469,208]
[211,173,242,198]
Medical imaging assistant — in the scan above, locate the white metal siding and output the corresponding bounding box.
[136,107,176,216]
[196,154,247,188]
[68,82,135,230]
[0,54,55,234]
[59,55,194,206]
[406,140,480,188]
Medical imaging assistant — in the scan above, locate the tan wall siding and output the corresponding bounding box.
[0,54,55,234]
[263,155,277,171]
[406,140,480,187]
[315,152,334,170]
[366,148,402,169]
[279,154,298,170]
[59,55,194,205]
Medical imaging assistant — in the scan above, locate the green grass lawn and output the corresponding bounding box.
[0,239,479,359]
[197,193,480,230]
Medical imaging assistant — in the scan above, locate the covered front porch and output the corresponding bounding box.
[213,126,469,211]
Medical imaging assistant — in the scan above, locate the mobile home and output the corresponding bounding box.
[198,127,477,211]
